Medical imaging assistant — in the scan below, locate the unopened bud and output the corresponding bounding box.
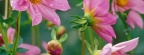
[47,40,62,55]
[56,26,66,39]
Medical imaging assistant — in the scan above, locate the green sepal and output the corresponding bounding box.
[71,24,82,29]
[51,28,57,40]
[79,23,88,32]
[71,15,81,19]
[59,33,68,43]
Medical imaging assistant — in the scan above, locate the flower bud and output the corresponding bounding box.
[56,26,66,39]
[47,40,62,55]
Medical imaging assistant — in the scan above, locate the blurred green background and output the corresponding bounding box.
[0,0,144,55]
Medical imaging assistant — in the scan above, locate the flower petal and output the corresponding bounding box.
[28,4,42,26]
[132,0,144,14]
[126,10,143,29]
[100,43,112,55]
[113,37,139,52]
[42,0,70,11]
[90,0,109,16]
[10,0,29,11]
[42,41,47,51]
[7,27,15,42]
[97,25,116,38]
[37,4,60,26]
[98,13,117,25]
[92,27,113,43]
[18,43,41,55]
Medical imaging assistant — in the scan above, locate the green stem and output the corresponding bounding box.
[0,25,10,52]
[12,11,21,55]
[98,37,102,49]
[31,27,35,45]
[36,25,41,47]
[4,0,8,19]
[88,27,94,50]
[81,31,85,55]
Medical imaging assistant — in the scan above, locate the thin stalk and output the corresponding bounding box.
[81,31,85,55]
[12,11,21,55]
[0,25,10,52]
[4,0,9,19]
[98,37,102,49]
[36,25,41,47]
[31,27,35,45]
[88,27,94,50]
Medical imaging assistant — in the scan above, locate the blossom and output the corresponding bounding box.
[112,0,144,29]
[83,0,117,43]
[10,0,70,26]
[100,37,139,55]
[0,27,41,55]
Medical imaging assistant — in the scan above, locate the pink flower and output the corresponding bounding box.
[100,37,139,55]
[83,0,117,43]
[10,0,70,26]
[112,0,144,29]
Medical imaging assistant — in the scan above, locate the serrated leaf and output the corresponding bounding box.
[79,23,88,32]
[51,28,56,40]
[84,40,92,54]
[59,33,68,43]
[17,48,28,53]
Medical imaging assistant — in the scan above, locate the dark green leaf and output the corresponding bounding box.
[17,48,28,53]
[0,15,4,24]
[59,33,68,43]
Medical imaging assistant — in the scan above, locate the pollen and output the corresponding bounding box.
[30,0,41,4]
[117,0,128,7]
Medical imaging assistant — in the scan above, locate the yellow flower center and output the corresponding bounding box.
[30,0,41,4]
[117,0,128,7]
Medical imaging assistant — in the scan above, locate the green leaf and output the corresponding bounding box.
[84,40,92,54]
[51,28,56,40]
[79,23,88,32]
[59,33,68,43]
[17,48,28,53]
